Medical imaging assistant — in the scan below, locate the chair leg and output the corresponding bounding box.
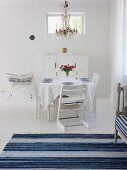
[47,105,51,121]
[29,86,32,99]
[27,84,32,99]
[114,128,118,144]
[36,97,42,118]
[92,96,96,118]
[53,97,59,120]
[36,97,39,118]
[8,85,14,99]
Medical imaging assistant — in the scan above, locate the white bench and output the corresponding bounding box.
[7,73,33,99]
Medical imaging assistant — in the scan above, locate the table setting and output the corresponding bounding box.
[39,77,95,115]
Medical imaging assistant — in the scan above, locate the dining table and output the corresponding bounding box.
[39,78,96,119]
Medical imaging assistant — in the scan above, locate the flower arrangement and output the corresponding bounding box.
[60,64,76,77]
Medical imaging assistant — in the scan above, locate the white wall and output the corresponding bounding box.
[0,0,111,97]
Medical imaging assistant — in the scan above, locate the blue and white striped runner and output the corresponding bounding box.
[0,134,127,169]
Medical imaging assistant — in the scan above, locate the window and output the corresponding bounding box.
[47,13,84,34]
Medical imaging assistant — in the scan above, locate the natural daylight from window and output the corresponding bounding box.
[47,14,84,34]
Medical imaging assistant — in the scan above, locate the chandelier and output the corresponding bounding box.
[56,0,78,39]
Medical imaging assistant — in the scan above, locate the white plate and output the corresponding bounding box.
[62,82,74,85]
[80,78,91,82]
[43,78,53,83]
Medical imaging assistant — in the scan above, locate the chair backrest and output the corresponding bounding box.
[60,84,85,98]
[57,84,85,119]
[116,83,127,116]
[92,73,100,90]
[124,85,127,109]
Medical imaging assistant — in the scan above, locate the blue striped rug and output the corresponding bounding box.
[0,134,127,169]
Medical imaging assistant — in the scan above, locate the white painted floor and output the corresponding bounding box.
[0,90,116,153]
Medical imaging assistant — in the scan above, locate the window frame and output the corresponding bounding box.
[46,12,85,35]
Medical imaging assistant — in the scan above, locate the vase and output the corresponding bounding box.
[65,71,70,77]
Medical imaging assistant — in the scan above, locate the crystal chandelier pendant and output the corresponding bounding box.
[56,0,78,39]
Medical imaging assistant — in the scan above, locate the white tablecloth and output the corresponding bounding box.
[39,78,95,112]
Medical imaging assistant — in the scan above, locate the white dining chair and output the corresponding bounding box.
[92,72,100,117]
[42,78,59,121]
[34,75,57,120]
[57,84,86,131]
[32,73,44,118]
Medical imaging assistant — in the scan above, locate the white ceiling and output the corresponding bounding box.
[0,0,112,5]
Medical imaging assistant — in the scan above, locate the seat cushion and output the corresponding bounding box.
[115,115,127,138]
